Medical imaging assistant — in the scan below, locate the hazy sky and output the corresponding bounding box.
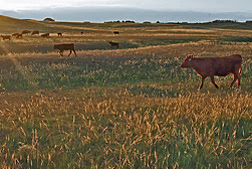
[1,0,252,12]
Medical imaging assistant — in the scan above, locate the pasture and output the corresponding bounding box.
[0,16,251,168]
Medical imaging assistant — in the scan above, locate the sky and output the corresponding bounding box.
[1,0,252,12]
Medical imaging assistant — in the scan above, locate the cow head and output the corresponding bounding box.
[53,44,59,49]
[180,54,194,68]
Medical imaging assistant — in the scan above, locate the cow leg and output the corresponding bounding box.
[229,73,238,88]
[199,76,206,90]
[236,68,241,87]
[237,74,241,87]
[59,50,63,57]
[68,50,72,57]
[210,76,219,89]
[73,50,77,57]
[231,66,242,88]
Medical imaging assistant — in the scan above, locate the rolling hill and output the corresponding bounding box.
[0,15,103,34]
[0,15,47,33]
[2,14,252,36]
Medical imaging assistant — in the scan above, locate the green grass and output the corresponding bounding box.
[0,47,251,93]
[223,37,252,42]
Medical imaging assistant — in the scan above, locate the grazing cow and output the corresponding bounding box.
[31,30,39,35]
[22,30,31,35]
[180,54,242,89]
[12,33,19,37]
[41,33,50,38]
[16,33,23,39]
[81,31,84,35]
[1,35,11,40]
[109,41,119,49]
[53,43,77,57]
[57,33,63,36]
[113,31,119,35]
[12,33,22,38]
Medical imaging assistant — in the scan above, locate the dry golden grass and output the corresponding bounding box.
[0,87,251,168]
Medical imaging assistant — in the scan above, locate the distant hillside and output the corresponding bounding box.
[1,14,252,35]
[0,15,46,33]
[0,15,98,34]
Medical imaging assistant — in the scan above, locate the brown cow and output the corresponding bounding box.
[12,33,19,37]
[53,43,77,57]
[109,41,119,48]
[16,33,23,39]
[1,35,11,40]
[57,33,63,36]
[31,30,39,35]
[22,30,31,35]
[180,54,242,89]
[41,33,50,38]
[12,33,22,38]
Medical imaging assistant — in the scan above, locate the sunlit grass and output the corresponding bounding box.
[0,88,251,168]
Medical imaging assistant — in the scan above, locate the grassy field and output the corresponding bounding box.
[0,15,251,168]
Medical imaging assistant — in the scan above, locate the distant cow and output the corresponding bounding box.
[31,30,39,35]
[16,33,23,39]
[113,31,119,35]
[53,43,77,57]
[12,33,22,38]
[12,33,19,37]
[81,31,84,35]
[109,41,119,49]
[41,33,50,38]
[180,54,242,89]
[57,33,62,36]
[22,30,31,35]
[1,35,11,40]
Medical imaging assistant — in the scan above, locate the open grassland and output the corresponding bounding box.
[0,16,252,168]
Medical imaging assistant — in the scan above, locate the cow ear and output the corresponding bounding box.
[187,54,193,58]
[188,54,194,61]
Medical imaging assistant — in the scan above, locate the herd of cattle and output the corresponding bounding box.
[0,29,243,89]
[0,29,120,56]
[0,30,120,40]
[0,30,65,40]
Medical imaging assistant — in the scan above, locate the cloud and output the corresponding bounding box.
[0,0,127,10]
[1,0,252,12]
[1,6,252,23]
